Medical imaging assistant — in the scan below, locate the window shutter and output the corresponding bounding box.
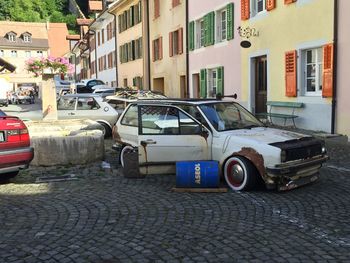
[241,0,250,20]
[132,77,136,87]
[152,39,155,62]
[210,12,215,45]
[285,0,297,4]
[200,69,207,98]
[204,14,209,47]
[154,0,160,18]
[217,67,224,96]
[169,32,173,57]
[189,21,194,51]
[227,3,234,40]
[322,43,333,97]
[178,28,183,54]
[266,0,276,11]
[159,37,163,60]
[285,50,297,97]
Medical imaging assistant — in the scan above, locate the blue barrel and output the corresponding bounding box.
[176,161,219,188]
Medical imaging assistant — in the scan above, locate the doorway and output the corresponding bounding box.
[192,73,200,98]
[254,56,267,114]
[180,75,188,98]
[153,77,165,94]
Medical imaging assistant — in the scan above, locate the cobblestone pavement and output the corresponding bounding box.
[0,139,350,262]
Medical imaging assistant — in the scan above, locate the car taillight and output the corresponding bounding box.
[7,128,30,142]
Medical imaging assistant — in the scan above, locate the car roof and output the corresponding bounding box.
[60,93,102,99]
[131,98,236,105]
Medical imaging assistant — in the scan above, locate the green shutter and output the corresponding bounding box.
[132,77,136,87]
[217,66,224,96]
[200,69,207,98]
[204,12,215,46]
[189,21,195,51]
[227,3,234,40]
[210,12,215,45]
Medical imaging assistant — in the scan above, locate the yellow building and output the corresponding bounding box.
[109,0,149,89]
[240,0,334,132]
[149,0,187,97]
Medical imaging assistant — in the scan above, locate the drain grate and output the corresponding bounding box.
[35,174,78,183]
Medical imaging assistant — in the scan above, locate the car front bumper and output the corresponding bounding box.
[265,155,329,191]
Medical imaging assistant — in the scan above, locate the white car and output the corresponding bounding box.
[113,99,328,191]
[57,94,118,137]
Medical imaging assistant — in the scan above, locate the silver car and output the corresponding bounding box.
[57,94,118,137]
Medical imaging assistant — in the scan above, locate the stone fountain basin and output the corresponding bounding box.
[25,119,105,166]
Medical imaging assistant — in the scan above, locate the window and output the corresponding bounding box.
[154,0,160,18]
[76,98,100,110]
[252,0,266,16]
[121,105,139,127]
[140,105,201,135]
[8,33,16,42]
[11,50,17,57]
[37,51,43,57]
[217,9,227,42]
[25,51,31,58]
[102,29,105,44]
[133,76,143,89]
[169,28,183,56]
[23,34,31,43]
[98,32,101,46]
[303,48,323,96]
[153,37,162,61]
[195,19,205,49]
[208,68,218,98]
[172,0,180,8]
[57,97,76,110]
[118,2,142,33]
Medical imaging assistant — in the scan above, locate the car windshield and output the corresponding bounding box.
[199,102,263,131]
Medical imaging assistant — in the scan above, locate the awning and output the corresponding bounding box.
[0,57,16,73]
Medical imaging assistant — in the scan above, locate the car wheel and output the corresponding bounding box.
[119,145,134,168]
[98,122,112,138]
[0,171,19,182]
[224,156,258,191]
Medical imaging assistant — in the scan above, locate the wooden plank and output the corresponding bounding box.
[171,187,228,193]
[267,101,303,108]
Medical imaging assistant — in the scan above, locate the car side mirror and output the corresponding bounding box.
[201,125,209,137]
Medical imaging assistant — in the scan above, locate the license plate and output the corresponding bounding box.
[0,131,4,142]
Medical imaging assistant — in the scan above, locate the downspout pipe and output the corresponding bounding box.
[186,0,189,97]
[88,29,98,79]
[108,11,119,87]
[146,0,151,90]
[331,0,338,134]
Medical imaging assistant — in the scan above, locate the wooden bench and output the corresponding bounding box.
[256,101,304,127]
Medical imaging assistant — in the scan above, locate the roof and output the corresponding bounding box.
[76,19,94,26]
[66,35,81,40]
[0,21,48,39]
[89,1,103,12]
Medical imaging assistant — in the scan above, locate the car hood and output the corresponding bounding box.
[222,127,309,145]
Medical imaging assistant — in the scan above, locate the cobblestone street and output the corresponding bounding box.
[0,138,350,262]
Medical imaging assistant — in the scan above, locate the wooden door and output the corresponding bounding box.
[255,56,267,114]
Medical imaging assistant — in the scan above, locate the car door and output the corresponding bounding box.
[57,96,77,119]
[138,104,212,176]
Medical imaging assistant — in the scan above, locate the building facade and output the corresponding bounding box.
[149,0,187,97]
[110,0,147,89]
[0,21,69,90]
[336,0,350,137]
[240,0,334,132]
[188,0,241,99]
[89,10,117,87]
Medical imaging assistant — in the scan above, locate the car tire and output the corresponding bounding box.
[98,122,112,138]
[119,145,134,168]
[0,171,19,182]
[224,156,258,191]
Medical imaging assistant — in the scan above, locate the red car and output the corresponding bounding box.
[0,109,34,181]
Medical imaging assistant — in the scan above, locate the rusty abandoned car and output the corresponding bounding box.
[112,99,328,191]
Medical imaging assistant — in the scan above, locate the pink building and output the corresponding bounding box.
[188,0,241,99]
[336,0,350,138]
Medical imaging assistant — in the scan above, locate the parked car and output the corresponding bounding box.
[57,94,118,137]
[113,99,328,191]
[76,79,105,93]
[106,89,166,115]
[0,109,34,181]
[92,88,116,98]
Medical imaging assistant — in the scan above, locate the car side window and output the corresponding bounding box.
[139,106,201,135]
[121,105,138,127]
[57,97,76,110]
[76,98,100,110]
